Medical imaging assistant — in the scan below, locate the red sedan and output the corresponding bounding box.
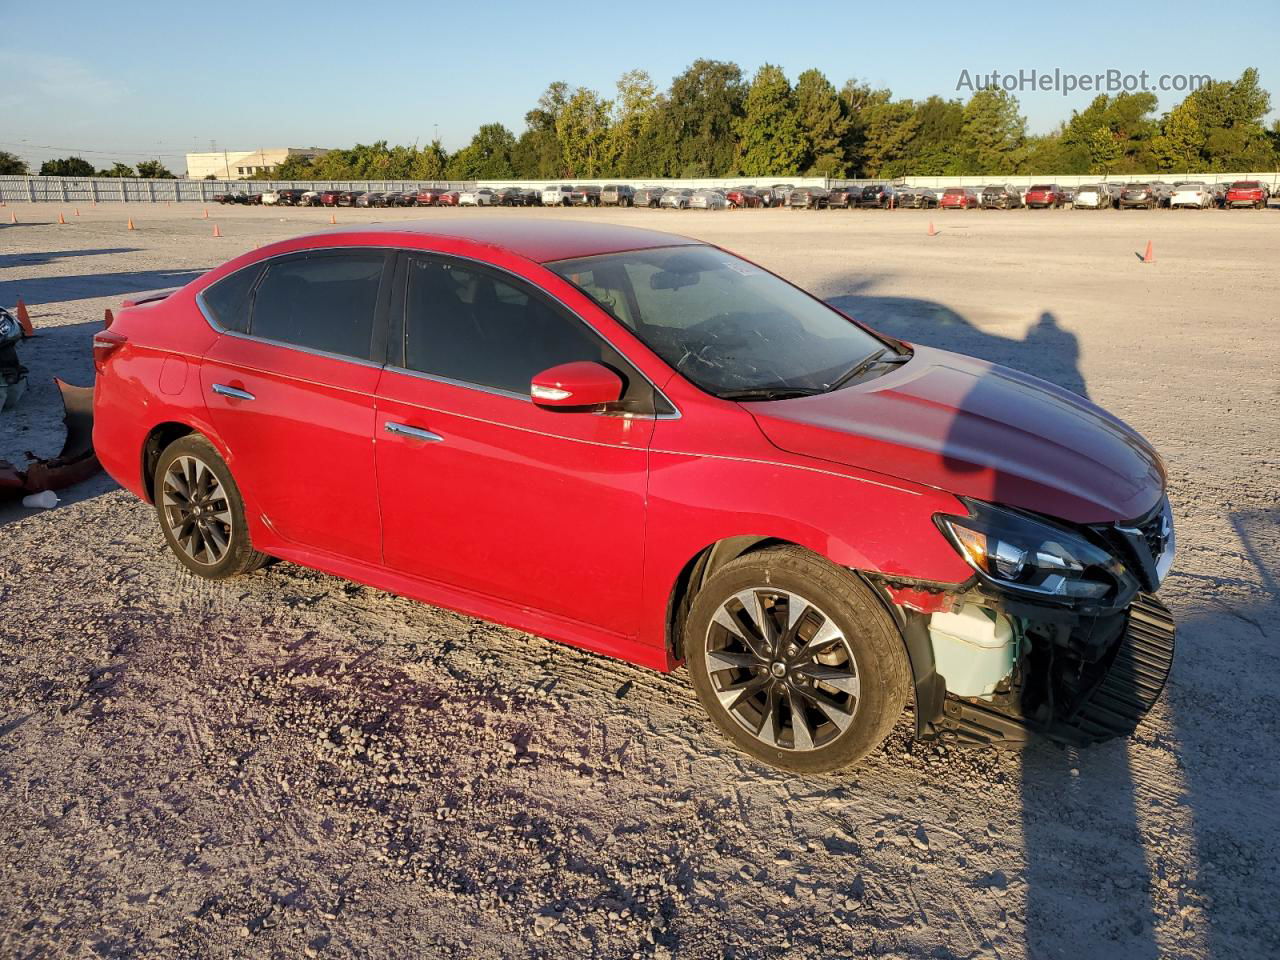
[1024,184,1067,208]
[939,188,979,210]
[1224,181,1269,209]
[91,220,1176,772]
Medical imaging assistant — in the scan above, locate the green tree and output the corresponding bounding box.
[445,123,517,179]
[607,70,659,177]
[98,162,136,178]
[135,159,175,178]
[556,87,613,178]
[1086,127,1121,174]
[411,140,450,180]
[1150,98,1204,171]
[838,81,889,176]
[0,151,27,175]
[793,68,850,175]
[647,59,745,176]
[862,98,920,177]
[904,95,964,174]
[39,156,95,177]
[513,81,570,178]
[1179,67,1275,170]
[959,88,1025,173]
[735,64,803,176]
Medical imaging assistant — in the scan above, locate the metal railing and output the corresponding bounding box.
[4,171,1278,203]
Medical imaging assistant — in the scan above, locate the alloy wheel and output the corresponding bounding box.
[704,588,860,752]
[161,455,233,566]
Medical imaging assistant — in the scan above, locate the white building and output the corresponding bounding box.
[185,147,330,180]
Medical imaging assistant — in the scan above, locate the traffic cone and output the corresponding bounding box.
[16,299,34,337]
[1142,241,1154,263]
[127,219,135,231]
[8,212,15,224]
[74,208,80,217]
[202,208,209,219]
[58,211,66,224]
[212,224,221,238]
[103,308,114,329]
[329,213,336,224]
[927,221,937,237]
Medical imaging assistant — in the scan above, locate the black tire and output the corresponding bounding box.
[153,434,268,580]
[685,545,911,773]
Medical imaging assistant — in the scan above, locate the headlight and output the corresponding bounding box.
[0,308,18,343]
[936,498,1136,603]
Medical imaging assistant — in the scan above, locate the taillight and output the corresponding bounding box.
[92,329,127,373]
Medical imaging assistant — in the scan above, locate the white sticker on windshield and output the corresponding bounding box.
[722,261,762,276]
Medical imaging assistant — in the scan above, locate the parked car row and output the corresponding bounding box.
[211,180,1274,212]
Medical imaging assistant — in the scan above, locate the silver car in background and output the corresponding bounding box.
[659,188,694,209]
[688,189,728,210]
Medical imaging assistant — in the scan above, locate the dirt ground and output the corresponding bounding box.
[1,202,1276,960]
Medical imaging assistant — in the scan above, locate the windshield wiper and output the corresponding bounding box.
[719,387,823,402]
[825,347,911,392]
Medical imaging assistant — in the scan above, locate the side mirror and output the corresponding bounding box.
[530,361,623,410]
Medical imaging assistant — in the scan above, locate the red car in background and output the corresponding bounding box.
[1224,181,1270,209]
[435,191,460,207]
[91,220,1175,774]
[725,187,763,208]
[318,190,344,207]
[413,188,450,206]
[939,188,979,210]
[1024,184,1067,208]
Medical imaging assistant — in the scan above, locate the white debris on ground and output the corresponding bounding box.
[0,204,1276,958]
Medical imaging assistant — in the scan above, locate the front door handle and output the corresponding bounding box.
[211,383,255,401]
[385,422,443,443]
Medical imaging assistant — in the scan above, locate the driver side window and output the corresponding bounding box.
[401,256,660,414]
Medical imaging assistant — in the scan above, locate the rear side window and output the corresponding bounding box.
[201,264,262,334]
[250,252,385,360]
[402,256,658,413]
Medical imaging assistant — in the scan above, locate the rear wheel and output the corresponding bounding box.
[154,434,267,580]
[685,546,910,773]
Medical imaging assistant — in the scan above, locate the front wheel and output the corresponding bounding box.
[154,434,268,580]
[685,546,911,773]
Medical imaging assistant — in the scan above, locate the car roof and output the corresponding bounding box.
[315,218,702,263]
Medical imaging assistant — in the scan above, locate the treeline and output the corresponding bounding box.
[6,63,1275,182]
[0,154,178,178]
[265,63,1276,182]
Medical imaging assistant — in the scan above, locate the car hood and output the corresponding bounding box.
[746,345,1165,525]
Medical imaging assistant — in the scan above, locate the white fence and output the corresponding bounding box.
[0,177,468,204]
[4,171,1278,203]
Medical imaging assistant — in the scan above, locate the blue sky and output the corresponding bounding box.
[2,0,1276,171]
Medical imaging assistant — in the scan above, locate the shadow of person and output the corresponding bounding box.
[825,287,1166,958]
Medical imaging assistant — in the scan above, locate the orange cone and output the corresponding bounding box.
[202,208,209,219]
[8,212,15,224]
[16,299,35,337]
[927,221,937,237]
[127,218,135,231]
[329,213,336,224]
[103,308,114,329]
[1142,240,1154,263]
[212,224,222,238]
[58,211,67,224]
[74,208,81,217]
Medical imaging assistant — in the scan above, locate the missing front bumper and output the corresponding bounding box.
[930,593,1176,748]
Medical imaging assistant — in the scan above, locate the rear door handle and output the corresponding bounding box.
[385,422,443,443]
[211,383,255,401]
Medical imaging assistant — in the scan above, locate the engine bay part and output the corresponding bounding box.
[0,380,101,499]
[928,604,1019,699]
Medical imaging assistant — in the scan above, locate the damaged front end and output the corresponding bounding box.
[869,495,1176,748]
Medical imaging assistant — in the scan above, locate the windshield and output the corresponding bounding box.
[548,245,889,397]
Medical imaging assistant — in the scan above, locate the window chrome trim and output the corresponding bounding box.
[194,243,683,420]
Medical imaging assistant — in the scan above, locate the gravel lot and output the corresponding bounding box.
[1,202,1277,959]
